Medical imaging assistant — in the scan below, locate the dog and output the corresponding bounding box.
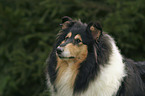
[46,16,145,96]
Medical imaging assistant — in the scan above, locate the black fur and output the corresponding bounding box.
[117,59,145,96]
[73,34,112,94]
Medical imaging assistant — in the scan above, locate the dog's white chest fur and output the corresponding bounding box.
[52,56,125,96]
[53,66,74,96]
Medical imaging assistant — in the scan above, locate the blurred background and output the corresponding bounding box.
[0,0,145,96]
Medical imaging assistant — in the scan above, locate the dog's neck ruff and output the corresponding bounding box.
[48,34,126,96]
[78,34,126,96]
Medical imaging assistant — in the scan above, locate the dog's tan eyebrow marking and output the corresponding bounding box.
[66,32,72,38]
[74,34,82,41]
[60,40,65,44]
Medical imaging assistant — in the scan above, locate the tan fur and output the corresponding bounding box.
[60,40,65,44]
[55,57,68,83]
[74,34,83,44]
[66,32,72,38]
[60,32,72,45]
[55,41,88,88]
[90,26,101,40]
[74,34,82,41]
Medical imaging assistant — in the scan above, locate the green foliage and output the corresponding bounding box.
[0,0,144,96]
[103,0,145,60]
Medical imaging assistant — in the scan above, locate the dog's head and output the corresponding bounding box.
[56,16,102,61]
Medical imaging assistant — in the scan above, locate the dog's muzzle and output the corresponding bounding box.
[56,46,74,59]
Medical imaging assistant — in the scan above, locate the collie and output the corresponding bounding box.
[46,16,145,96]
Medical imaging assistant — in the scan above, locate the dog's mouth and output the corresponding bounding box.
[58,55,75,59]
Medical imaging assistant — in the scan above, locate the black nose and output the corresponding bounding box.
[56,47,64,55]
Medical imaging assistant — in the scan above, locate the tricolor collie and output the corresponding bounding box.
[46,16,145,96]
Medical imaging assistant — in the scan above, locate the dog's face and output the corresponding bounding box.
[56,31,88,60]
[56,16,102,61]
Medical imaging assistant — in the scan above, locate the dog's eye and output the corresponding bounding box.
[65,37,69,41]
[74,39,81,44]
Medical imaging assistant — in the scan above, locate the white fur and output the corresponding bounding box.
[47,34,126,96]
[62,48,71,57]
[54,66,74,96]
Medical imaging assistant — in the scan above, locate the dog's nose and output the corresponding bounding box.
[56,47,64,54]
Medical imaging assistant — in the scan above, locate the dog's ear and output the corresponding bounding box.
[62,16,72,23]
[87,22,102,41]
[60,16,74,29]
